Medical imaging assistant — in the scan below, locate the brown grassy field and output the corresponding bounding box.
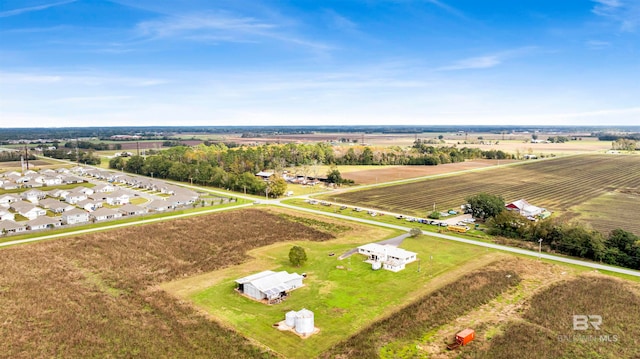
[321,260,521,358]
[329,155,640,235]
[341,159,517,185]
[474,275,640,358]
[0,209,336,358]
[0,159,57,171]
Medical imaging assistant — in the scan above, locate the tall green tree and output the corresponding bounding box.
[289,246,307,267]
[267,175,287,197]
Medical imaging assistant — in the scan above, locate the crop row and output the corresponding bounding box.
[333,155,640,217]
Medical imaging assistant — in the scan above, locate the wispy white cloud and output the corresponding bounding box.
[0,0,77,18]
[136,12,276,39]
[135,11,331,52]
[438,55,501,71]
[0,71,167,87]
[52,95,133,104]
[425,0,467,19]
[438,47,537,71]
[592,0,640,32]
[325,9,359,34]
[586,40,611,49]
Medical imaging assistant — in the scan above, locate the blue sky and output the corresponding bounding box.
[0,0,638,127]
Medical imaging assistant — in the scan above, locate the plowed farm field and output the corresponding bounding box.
[330,155,640,234]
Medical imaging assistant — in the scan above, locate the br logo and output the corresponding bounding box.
[573,315,602,330]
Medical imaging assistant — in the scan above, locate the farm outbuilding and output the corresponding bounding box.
[235,270,304,303]
[357,243,417,272]
[294,308,314,335]
[280,308,316,337]
[505,199,544,218]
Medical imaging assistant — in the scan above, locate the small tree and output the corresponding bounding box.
[289,246,307,267]
[409,227,422,237]
[326,166,343,184]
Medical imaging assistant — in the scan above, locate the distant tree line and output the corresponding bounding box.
[0,151,36,162]
[597,133,640,141]
[108,141,509,194]
[466,193,640,270]
[63,141,122,151]
[109,141,514,184]
[43,148,101,165]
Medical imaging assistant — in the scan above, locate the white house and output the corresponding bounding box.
[90,208,122,221]
[0,194,19,205]
[62,208,90,225]
[10,201,46,220]
[40,198,76,213]
[21,189,46,203]
[64,192,88,204]
[146,199,173,212]
[105,190,130,205]
[235,270,304,303]
[47,189,70,199]
[61,175,84,184]
[71,186,95,196]
[0,181,19,190]
[26,216,61,231]
[93,183,116,193]
[0,220,27,234]
[357,243,418,272]
[117,204,147,216]
[39,176,63,186]
[77,199,103,212]
[168,194,196,207]
[0,210,15,221]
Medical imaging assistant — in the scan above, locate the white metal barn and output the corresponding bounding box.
[357,243,418,272]
[235,270,304,303]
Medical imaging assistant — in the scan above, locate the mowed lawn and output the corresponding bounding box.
[187,235,486,358]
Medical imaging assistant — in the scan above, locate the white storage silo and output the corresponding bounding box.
[295,308,314,335]
[285,310,297,328]
[372,261,382,270]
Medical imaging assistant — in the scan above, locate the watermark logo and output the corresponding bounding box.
[573,315,602,330]
[557,315,619,343]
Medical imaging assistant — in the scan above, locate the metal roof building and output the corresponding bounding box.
[235,270,304,303]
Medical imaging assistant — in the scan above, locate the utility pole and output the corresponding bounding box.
[76,138,80,166]
[538,238,543,260]
[24,146,29,170]
[136,141,140,156]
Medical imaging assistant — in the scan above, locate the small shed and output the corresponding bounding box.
[456,328,475,346]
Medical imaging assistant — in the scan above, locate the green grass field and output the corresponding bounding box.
[187,235,486,358]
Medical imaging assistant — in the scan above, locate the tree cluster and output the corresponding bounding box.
[0,151,36,162]
[63,141,122,151]
[43,148,101,165]
[486,208,640,270]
